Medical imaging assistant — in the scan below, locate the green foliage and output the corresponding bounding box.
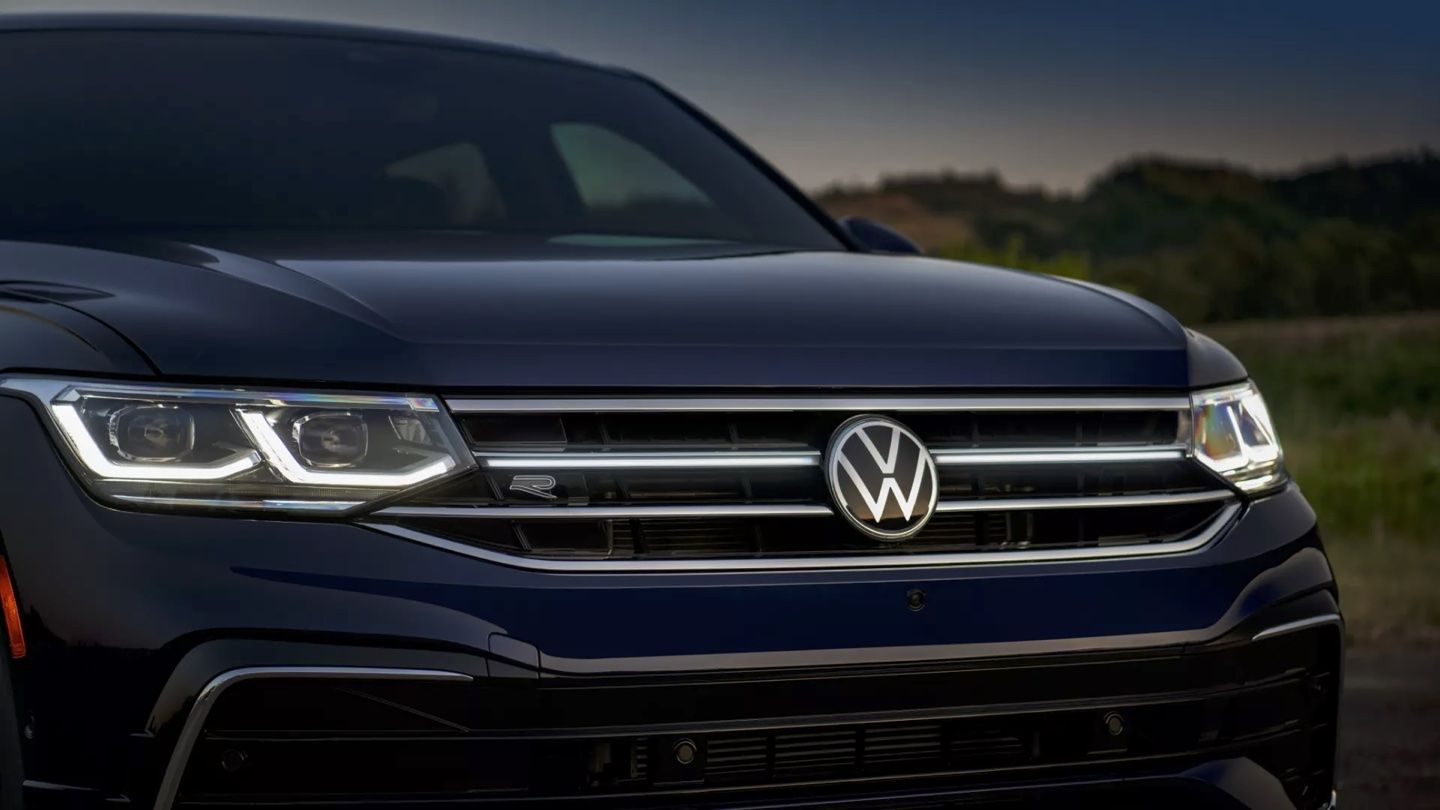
[1206,315,1440,543]
[817,152,1440,323]
[1204,314,1440,642]
[934,234,1093,280]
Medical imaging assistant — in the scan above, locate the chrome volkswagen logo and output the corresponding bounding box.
[825,416,938,541]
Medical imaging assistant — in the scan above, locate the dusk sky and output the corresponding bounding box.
[5,0,1436,191]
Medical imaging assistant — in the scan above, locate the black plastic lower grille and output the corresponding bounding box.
[700,720,1027,784]
[171,626,1340,808]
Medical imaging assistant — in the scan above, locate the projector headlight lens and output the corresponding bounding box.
[107,403,197,462]
[1190,382,1286,493]
[292,411,369,469]
[0,377,472,514]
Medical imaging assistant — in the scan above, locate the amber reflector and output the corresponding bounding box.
[0,556,26,659]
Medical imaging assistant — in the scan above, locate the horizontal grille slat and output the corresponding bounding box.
[372,396,1233,568]
[615,519,757,557]
[378,501,1235,561]
[865,723,944,764]
[398,464,1219,511]
[696,720,1034,785]
[457,405,1184,454]
[773,729,859,773]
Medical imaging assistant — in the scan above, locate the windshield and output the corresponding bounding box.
[0,30,842,250]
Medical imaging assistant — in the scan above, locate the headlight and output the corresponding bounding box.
[0,377,472,514]
[1190,381,1286,493]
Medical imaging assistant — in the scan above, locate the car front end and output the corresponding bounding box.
[0,374,1340,810]
[0,15,1339,810]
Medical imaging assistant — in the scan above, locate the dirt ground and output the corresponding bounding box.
[1338,645,1440,808]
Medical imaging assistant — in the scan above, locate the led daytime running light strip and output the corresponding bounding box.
[52,403,262,480]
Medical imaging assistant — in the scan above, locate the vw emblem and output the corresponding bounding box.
[825,415,939,541]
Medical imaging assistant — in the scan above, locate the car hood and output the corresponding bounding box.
[3,232,1193,390]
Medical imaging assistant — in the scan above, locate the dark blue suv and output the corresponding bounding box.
[0,15,1340,810]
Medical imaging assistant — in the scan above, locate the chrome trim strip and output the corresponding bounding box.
[1251,613,1344,642]
[153,666,471,810]
[933,447,1188,465]
[364,501,1240,573]
[935,490,1234,513]
[377,490,1234,521]
[0,375,438,411]
[478,450,821,470]
[480,447,1188,470]
[445,395,1191,413]
[112,495,365,512]
[377,503,835,519]
[481,446,1186,470]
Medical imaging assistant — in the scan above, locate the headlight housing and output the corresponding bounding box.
[0,377,472,514]
[1190,381,1286,493]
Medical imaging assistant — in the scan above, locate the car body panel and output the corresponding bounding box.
[0,234,1213,390]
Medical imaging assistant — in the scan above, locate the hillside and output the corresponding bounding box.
[815,152,1440,323]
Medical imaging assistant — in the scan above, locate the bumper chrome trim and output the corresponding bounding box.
[1251,613,1344,642]
[153,666,472,810]
[364,501,1241,573]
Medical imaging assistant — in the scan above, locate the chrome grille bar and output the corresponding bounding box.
[474,447,1187,470]
[932,446,1188,465]
[933,490,1233,513]
[366,502,1242,572]
[477,450,821,470]
[445,395,1191,413]
[377,503,834,519]
[375,490,1233,520]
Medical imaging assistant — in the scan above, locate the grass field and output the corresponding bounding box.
[1203,312,1440,644]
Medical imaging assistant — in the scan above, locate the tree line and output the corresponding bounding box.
[816,151,1440,323]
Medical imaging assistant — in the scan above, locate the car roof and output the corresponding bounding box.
[0,12,631,77]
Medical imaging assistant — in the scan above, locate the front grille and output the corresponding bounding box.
[167,624,1341,808]
[702,720,1026,783]
[371,395,1239,568]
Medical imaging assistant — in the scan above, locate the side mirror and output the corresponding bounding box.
[837,217,923,255]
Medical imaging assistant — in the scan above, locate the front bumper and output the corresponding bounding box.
[0,397,1340,808]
